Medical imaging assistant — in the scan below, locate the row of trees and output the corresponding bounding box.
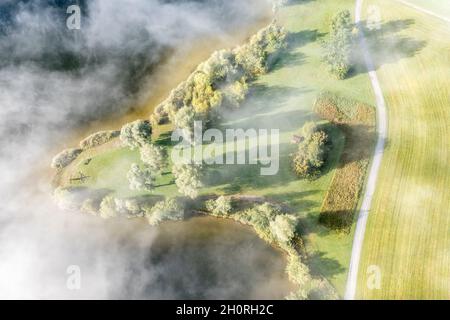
[118,120,170,193]
[54,186,185,226]
[80,130,120,149]
[322,10,354,79]
[151,22,287,134]
[292,122,329,179]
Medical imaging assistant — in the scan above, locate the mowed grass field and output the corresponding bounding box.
[60,0,378,295]
[357,0,450,299]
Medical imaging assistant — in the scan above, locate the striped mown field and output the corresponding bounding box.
[357,0,450,299]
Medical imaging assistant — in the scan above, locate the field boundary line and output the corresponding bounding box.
[393,0,450,24]
[344,0,388,300]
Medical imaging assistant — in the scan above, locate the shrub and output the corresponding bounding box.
[80,130,119,149]
[145,198,185,226]
[120,119,152,149]
[51,148,82,169]
[206,196,233,216]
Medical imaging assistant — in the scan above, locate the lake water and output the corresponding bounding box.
[104,217,294,299]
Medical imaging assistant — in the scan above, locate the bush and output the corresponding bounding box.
[120,120,152,149]
[80,130,119,149]
[145,198,185,226]
[51,148,82,169]
[322,10,353,79]
[205,196,233,216]
[292,123,329,179]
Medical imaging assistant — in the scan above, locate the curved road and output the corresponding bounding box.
[344,0,388,300]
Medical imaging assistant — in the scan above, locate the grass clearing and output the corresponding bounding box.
[357,0,450,299]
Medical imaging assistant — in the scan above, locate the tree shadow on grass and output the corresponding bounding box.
[350,19,427,77]
[271,29,325,72]
[264,190,318,212]
[306,251,346,279]
[203,143,299,193]
[285,0,316,6]
[288,29,326,50]
[221,84,314,132]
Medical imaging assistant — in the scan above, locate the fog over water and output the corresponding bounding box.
[0,0,294,299]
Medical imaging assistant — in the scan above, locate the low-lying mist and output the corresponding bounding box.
[0,0,278,299]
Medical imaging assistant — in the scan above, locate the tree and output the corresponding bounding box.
[99,195,118,219]
[80,130,119,149]
[127,163,155,192]
[200,49,241,85]
[286,253,312,287]
[173,106,196,140]
[270,214,297,244]
[172,162,203,199]
[145,198,185,226]
[120,119,152,149]
[51,148,82,169]
[115,198,143,217]
[222,79,249,108]
[300,121,319,137]
[190,71,222,115]
[322,10,353,79]
[292,122,329,179]
[206,196,233,216]
[140,144,166,175]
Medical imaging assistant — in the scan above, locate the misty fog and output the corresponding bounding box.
[0,0,288,299]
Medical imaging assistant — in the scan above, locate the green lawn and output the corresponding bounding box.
[357,0,450,299]
[60,0,378,296]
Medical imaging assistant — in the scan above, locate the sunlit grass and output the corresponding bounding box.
[357,0,450,299]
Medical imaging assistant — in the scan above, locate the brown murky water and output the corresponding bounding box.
[108,216,295,299]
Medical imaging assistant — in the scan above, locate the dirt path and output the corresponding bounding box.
[344,0,388,300]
